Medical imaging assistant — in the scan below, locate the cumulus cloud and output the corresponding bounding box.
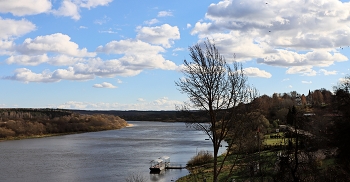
[243,67,272,78]
[158,11,173,17]
[0,0,51,16]
[192,0,350,75]
[93,82,117,88]
[6,54,49,66]
[286,66,317,76]
[51,67,94,80]
[48,55,85,66]
[0,18,36,40]
[52,0,80,20]
[3,46,178,82]
[96,39,178,71]
[52,0,113,20]
[0,40,15,55]
[136,24,180,48]
[4,68,60,83]
[17,33,96,57]
[4,67,95,83]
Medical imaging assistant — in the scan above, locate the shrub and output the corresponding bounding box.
[187,150,213,166]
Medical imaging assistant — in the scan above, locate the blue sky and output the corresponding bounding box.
[0,0,350,110]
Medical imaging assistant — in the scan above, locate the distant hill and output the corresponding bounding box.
[71,110,209,122]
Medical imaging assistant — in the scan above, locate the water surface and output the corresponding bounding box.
[0,121,221,182]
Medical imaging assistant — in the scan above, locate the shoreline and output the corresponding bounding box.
[0,124,130,142]
[126,123,134,127]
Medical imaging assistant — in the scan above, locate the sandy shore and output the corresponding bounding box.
[126,123,134,127]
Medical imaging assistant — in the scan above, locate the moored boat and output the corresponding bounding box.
[149,156,170,173]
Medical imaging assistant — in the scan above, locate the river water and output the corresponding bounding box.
[0,121,223,182]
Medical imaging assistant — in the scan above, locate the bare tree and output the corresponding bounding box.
[175,39,258,182]
[125,172,147,182]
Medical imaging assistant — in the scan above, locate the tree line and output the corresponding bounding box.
[0,108,127,139]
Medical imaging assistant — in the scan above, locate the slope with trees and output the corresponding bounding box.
[0,108,128,140]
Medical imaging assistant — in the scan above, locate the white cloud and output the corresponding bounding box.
[0,40,15,55]
[144,19,159,25]
[319,69,337,75]
[116,79,122,84]
[51,67,94,80]
[186,23,192,28]
[6,54,49,66]
[137,98,145,102]
[243,67,272,78]
[136,24,180,48]
[282,78,289,82]
[17,33,96,57]
[0,0,51,16]
[4,67,95,83]
[79,0,113,9]
[52,0,113,20]
[96,39,178,71]
[286,66,317,76]
[57,101,90,109]
[302,81,312,84]
[0,17,36,40]
[4,46,178,83]
[79,26,88,29]
[52,0,80,20]
[173,47,184,52]
[49,55,85,66]
[57,97,182,110]
[191,0,350,74]
[158,11,173,17]
[4,68,59,83]
[339,77,350,85]
[93,82,117,88]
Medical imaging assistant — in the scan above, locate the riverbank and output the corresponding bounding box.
[0,125,130,142]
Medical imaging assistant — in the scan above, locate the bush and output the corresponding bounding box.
[187,150,213,166]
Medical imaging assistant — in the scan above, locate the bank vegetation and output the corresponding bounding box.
[0,108,127,140]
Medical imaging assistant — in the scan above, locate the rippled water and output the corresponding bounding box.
[0,121,222,182]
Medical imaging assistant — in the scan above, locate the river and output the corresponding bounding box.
[0,121,224,182]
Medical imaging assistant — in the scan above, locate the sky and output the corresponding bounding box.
[0,0,350,110]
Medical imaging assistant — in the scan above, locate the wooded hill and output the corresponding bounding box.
[0,108,127,139]
[72,109,209,122]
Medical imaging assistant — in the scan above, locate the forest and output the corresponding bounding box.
[0,108,128,139]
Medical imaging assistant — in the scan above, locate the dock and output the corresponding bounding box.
[149,156,186,173]
[166,163,186,169]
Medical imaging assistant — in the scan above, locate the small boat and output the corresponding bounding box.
[149,156,170,173]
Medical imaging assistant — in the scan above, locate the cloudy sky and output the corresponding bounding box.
[1,0,350,110]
